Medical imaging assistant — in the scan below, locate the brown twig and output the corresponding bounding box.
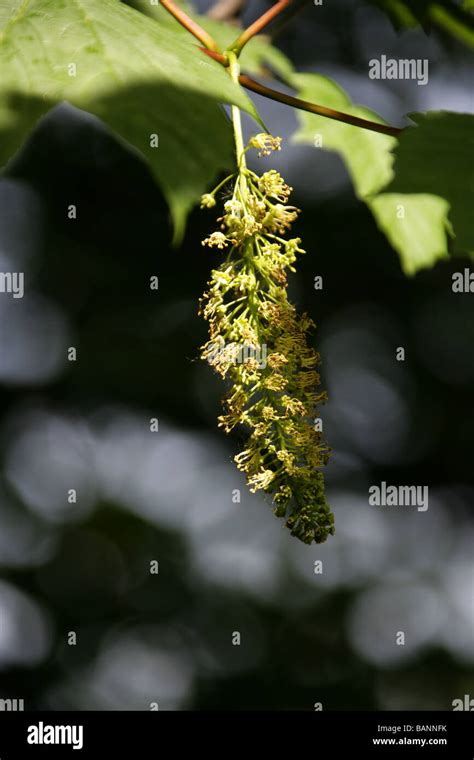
[160,0,220,51]
[199,48,403,137]
[239,75,404,137]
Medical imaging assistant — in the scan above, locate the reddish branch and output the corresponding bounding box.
[230,0,295,52]
[161,1,404,139]
[200,50,403,137]
[239,75,404,137]
[200,47,229,65]
[159,0,220,51]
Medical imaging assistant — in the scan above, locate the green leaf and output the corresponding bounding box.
[370,0,474,47]
[291,72,452,274]
[0,0,261,240]
[238,33,295,81]
[125,0,197,28]
[370,194,450,274]
[386,111,474,255]
[292,73,395,196]
[369,0,419,30]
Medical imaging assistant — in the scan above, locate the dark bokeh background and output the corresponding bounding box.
[0,0,472,710]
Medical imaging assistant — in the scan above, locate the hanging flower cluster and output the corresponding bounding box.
[199,135,334,544]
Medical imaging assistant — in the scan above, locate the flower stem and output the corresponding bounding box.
[210,173,236,196]
[228,51,247,169]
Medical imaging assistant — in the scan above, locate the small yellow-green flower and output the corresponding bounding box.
[200,193,216,209]
[249,133,282,156]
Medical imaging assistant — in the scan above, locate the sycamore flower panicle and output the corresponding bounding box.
[199,136,334,545]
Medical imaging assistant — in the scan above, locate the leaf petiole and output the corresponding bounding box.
[159,0,220,51]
